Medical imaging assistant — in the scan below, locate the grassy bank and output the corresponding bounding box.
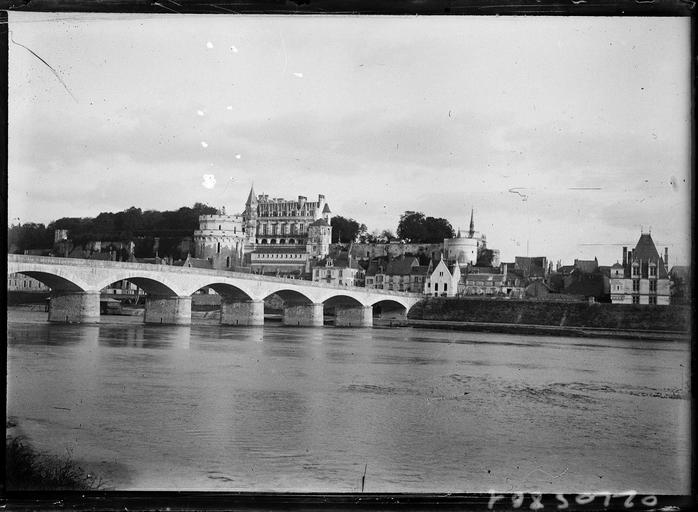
[5,433,105,491]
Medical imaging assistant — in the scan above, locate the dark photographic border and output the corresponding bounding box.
[2,1,694,510]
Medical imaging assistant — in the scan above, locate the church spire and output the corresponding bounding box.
[245,184,257,207]
[468,208,475,238]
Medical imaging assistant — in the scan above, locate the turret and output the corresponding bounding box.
[322,202,332,224]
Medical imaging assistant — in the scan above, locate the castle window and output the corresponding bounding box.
[649,265,656,277]
[632,264,639,276]
[219,225,221,230]
[632,295,640,304]
[649,296,657,305]
[649,280,657,292]
[226,256,230,268]
[632,279,640,292]
[217,242,220,254]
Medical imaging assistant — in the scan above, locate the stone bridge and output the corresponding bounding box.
[8,255,422,327]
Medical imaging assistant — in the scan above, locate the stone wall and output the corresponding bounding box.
[350,242,443,262]
[408,297,691,332]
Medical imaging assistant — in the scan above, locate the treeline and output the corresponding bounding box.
[330,211,454,244]
[7,203,218,254]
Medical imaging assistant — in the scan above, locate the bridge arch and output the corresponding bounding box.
[9,269,88,292]
[322,294,365,308]
[94,274,182,296]
[190,282,254,301]
[264,288,315,306]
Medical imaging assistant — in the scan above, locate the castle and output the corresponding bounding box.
[194,186,333,275]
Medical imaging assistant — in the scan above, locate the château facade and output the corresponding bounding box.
[194,186,332,275]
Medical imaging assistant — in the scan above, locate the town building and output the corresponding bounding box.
[462,266,506,296]
[424,256,461,297]
[364,256,429,293]
[7,273,51,292]
[312,253,363,287]
[609,231,671,305]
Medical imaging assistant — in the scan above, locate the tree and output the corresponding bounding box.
[7,223,53,253]
[397,212,426,242]
[396,211,454,243]
[422,216,455,243]
[330,216,361,243]
[381,229,397,242]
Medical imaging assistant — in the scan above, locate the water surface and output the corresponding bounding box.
[7,309,690,493]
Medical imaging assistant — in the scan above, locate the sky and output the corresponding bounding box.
[7,13,692,266]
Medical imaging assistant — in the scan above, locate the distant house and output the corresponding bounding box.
[514,256,548,281]
[7,273,51,292]
[312,253,363,287]
[365,256,428,293]
[462,266,506,296]
[610,232,671,305]
[424,257,460,297]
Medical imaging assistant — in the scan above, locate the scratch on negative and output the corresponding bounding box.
[9,31,78,102]
[153,2,182,14]
[508,188,528,201]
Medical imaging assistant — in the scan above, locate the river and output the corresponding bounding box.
[6,309,691,493]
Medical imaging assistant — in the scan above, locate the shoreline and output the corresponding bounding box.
[407,319,690,341]
[7,305,689,340]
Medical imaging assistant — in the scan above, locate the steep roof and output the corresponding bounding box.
[412,265,430,276]
[628,234,668,278]
[574,259,599,274]
[310,218,330,227]
[322,203,332,213]
[632,233,661,261]
[386,257,420,275]
[245,185,257,206]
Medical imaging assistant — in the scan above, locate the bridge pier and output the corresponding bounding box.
[48,291,100,323]
[335,305,373,327]
[283,303,324,327]
[144,295,192,325]
[220,300,264,326]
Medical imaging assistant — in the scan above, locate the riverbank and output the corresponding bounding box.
[408,297,691,340]
[408,319,689,341]
[5,420,105,491]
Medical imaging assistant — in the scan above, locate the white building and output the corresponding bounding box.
[424,257,461,297]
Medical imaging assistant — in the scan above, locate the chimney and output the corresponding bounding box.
[622,246,627,267]
[664,247,669,265]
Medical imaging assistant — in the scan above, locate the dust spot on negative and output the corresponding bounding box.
[202,174,216,189]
